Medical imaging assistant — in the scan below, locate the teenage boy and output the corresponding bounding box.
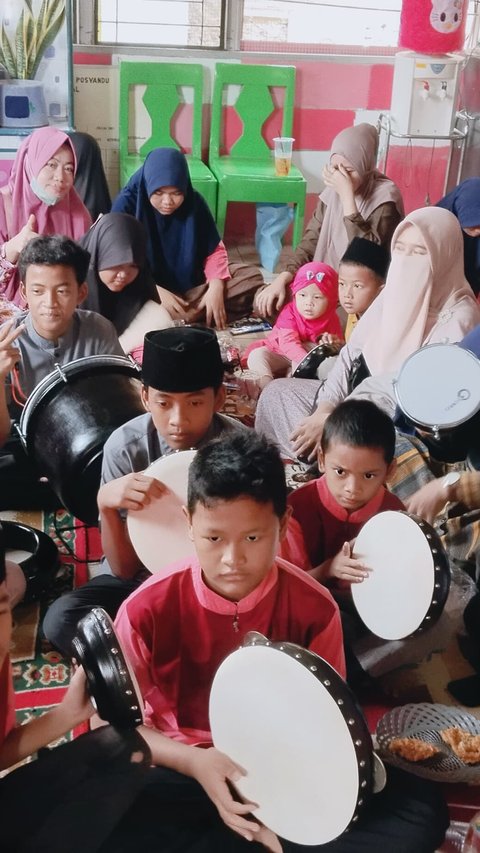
[43,326,248,655]
[110,432,447,853]
[280,399,403,578]
[0,235,123,508]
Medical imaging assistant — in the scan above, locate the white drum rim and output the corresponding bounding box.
[394,344,480,430]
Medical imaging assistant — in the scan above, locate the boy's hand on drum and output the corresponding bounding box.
[0,319,24,379]
[405,479,449,525]
[327,541,371,584]
[98,472,167,512]
[190,746,261,841]
[59,665,95,726]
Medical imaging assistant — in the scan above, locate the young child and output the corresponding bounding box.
[110,432,447,853]
[43,326,249,656]
[0,235,123,509]
[338,237,389,341]
[280,399,404,581]
[245,261,342,388]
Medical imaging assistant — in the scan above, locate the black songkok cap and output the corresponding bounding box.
[341,237,390,281]
[142,327,224,392]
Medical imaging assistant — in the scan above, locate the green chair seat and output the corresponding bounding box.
[119,61,217,217]
[209,63,306,246]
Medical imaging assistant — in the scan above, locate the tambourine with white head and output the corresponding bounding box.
[127,450,196,574]
[394,344,480,440]
[72,607,143,729]
[292,342,340,380]
[352,511,450,641]
[209,632,383,846]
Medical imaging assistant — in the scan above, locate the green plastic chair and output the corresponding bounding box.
[208,63,306,246]
[119,61,217,216]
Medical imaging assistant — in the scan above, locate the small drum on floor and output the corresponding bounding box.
[19,356,144,526]
[352,511,450,640]
[72,607,143,728]
[209,632,379,846]
[1,519,59,602]
[292,342,340,379]
[394,344,480,459]
[127,450,196,573]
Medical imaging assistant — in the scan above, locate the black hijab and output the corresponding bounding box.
[80,213,159,335]
[69,131,112,222]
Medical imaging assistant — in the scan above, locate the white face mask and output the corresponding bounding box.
[30,177,61,206]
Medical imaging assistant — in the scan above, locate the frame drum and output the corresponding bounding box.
[127,450,196,573]
[72,607,143,729]
[1,520,59,603]
[19,356,144,526]
[209,635,374,846]
[352,511,450,640]
[394,344,480,438]
[292,342,340,379]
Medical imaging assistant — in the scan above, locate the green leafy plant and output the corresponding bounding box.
[0,0,65,80]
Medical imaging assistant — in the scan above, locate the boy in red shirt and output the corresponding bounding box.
[281,399,404,580]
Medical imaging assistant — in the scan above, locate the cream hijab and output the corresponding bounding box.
[353,206,480,375]
[314,123,404,268]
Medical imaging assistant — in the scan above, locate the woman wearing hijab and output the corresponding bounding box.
[255,206,480,461]
[80,213,171,355]
[0,127,92,306]
[256,123,404,317]
[112,147,263,329]
[69,131,112,222]
[437,177,480,296]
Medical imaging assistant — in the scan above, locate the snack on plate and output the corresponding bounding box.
[440,727,480,764]
[388,737,441,762]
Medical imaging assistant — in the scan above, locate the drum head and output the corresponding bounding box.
[127,450,196,573]
[210,643,372,845]
[352,511,450,640]
[72,607,143,729]
[394,344,480,430]
[292,343,339,380]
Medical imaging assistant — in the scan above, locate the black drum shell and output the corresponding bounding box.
[72,607,143,729]
[19,357,144,526]
[2,519,59,603]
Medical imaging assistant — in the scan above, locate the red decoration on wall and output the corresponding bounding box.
[399,0,468,54]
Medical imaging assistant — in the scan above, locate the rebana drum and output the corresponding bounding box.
[210,633,379,846]
[352,511,450,640]
[394,343,480,461]
[19,356,144,526]
[127,450,196,573]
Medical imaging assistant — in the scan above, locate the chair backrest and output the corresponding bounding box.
[119,61,205,162]
[209,63,296,161]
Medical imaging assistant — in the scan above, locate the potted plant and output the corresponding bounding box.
[0,0,66,128]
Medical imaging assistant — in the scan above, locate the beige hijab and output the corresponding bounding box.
[352,206,480,375]
[314,123,404,268]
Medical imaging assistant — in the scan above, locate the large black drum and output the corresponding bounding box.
[19,356,144,525]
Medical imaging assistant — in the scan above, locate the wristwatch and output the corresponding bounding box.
[442,471,461,500]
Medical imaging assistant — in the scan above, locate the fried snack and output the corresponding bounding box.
[388,737,440,762]
[440,727,480,764]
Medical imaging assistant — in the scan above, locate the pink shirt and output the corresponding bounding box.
[115,556,345,744]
